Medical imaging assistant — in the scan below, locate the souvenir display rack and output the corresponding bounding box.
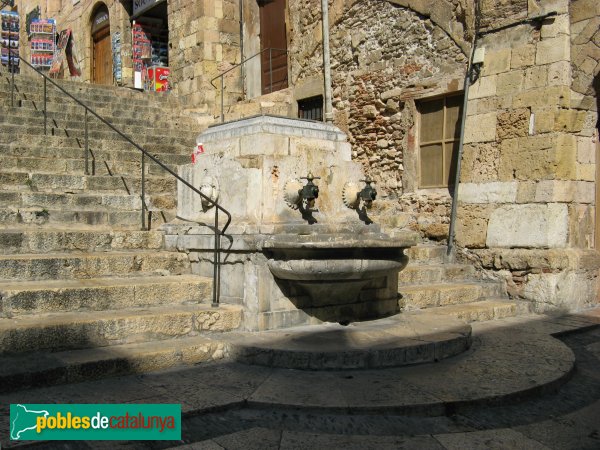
[1,10,19,72]
[29,18,56,69]
[132,18,169,91]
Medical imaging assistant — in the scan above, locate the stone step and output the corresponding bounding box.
[0,274,211,317]
[0,132,191,154]
[0,102,196,131]
[0,172,29,188]
[399,281,506,310]
[0,122,196,145]
[0,206,174,229]
[0,172,177,195]
[2,80,183,107]
[0,112,199,141]
[6,101,201,128]
[405,245,447,264]
[0,333,229,393]
[0,154,179,177]
[0,76,183,108]
[0,189,176,210]
[223,88,293,122]
[0,303,242,354]
[0,228,164,254]
[0,88,182,107]
[426,299,532,322]
[0,104,197,126]
[0,250,191,281]
[398,263,476,284]
[0,143,191,163]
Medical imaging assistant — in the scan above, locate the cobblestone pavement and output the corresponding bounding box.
[1,314,600,449]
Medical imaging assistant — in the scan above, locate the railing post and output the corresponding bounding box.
[220,76,224,123]
[9,29,14,107]
[269,48,273,94]
[141,153,146,230]
[44,77,47,135]
[212,208,220,307]
[84,109,89,175]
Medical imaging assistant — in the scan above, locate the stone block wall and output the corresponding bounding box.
[456,0,600,311]
[168,0,242,109]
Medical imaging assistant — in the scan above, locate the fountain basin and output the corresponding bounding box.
[261,231,418,323]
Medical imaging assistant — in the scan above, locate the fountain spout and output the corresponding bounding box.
[299,172,320,209]
[358,178,377,208]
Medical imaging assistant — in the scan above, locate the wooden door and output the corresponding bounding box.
[259,0,288,94]
[93,27,112,85]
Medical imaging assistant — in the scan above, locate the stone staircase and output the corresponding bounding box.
[401,244,530,321]
[221,88,294,122]
[0,71,530,391]
[0,72,242,392]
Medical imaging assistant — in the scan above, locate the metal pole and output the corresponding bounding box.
[141,153,146,230]
[212,208,220,307]
[9,27,14,107]
[220,76,224,123]
[84,109,89,175]
[269,48,273,93]
[321,0,333,123]
[239,0,245,99]
[43,77,47,135]
[447,14,479,258]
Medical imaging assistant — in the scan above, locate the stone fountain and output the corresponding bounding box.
[163,115,417,329]
[161,115,471,368]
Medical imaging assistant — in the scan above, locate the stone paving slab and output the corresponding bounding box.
[1,309,599,448]
[174,428,552,450]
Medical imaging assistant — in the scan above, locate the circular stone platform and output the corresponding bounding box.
[220,312,472,370]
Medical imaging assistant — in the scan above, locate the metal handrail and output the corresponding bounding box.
[210,47,288,123]
[7,55,232,307]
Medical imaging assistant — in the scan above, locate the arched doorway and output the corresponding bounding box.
[91,4,112,85]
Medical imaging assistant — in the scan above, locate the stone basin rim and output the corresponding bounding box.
[259,231,419,250]
[268,258,406,281]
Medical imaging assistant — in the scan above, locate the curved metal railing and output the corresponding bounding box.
[210,47,288,123]
[6,55,231,307]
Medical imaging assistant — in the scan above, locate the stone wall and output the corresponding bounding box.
[288,0,468,240]
[456,0,600,311]
[169,0,242,109]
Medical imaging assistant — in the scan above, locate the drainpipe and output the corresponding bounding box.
[239,0,244,99]
[321,0,333,123]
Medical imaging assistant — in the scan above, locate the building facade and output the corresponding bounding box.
[10,0,600,312]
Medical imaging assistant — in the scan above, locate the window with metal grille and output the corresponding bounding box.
[298,95,323,121]
[417,93,463,188]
